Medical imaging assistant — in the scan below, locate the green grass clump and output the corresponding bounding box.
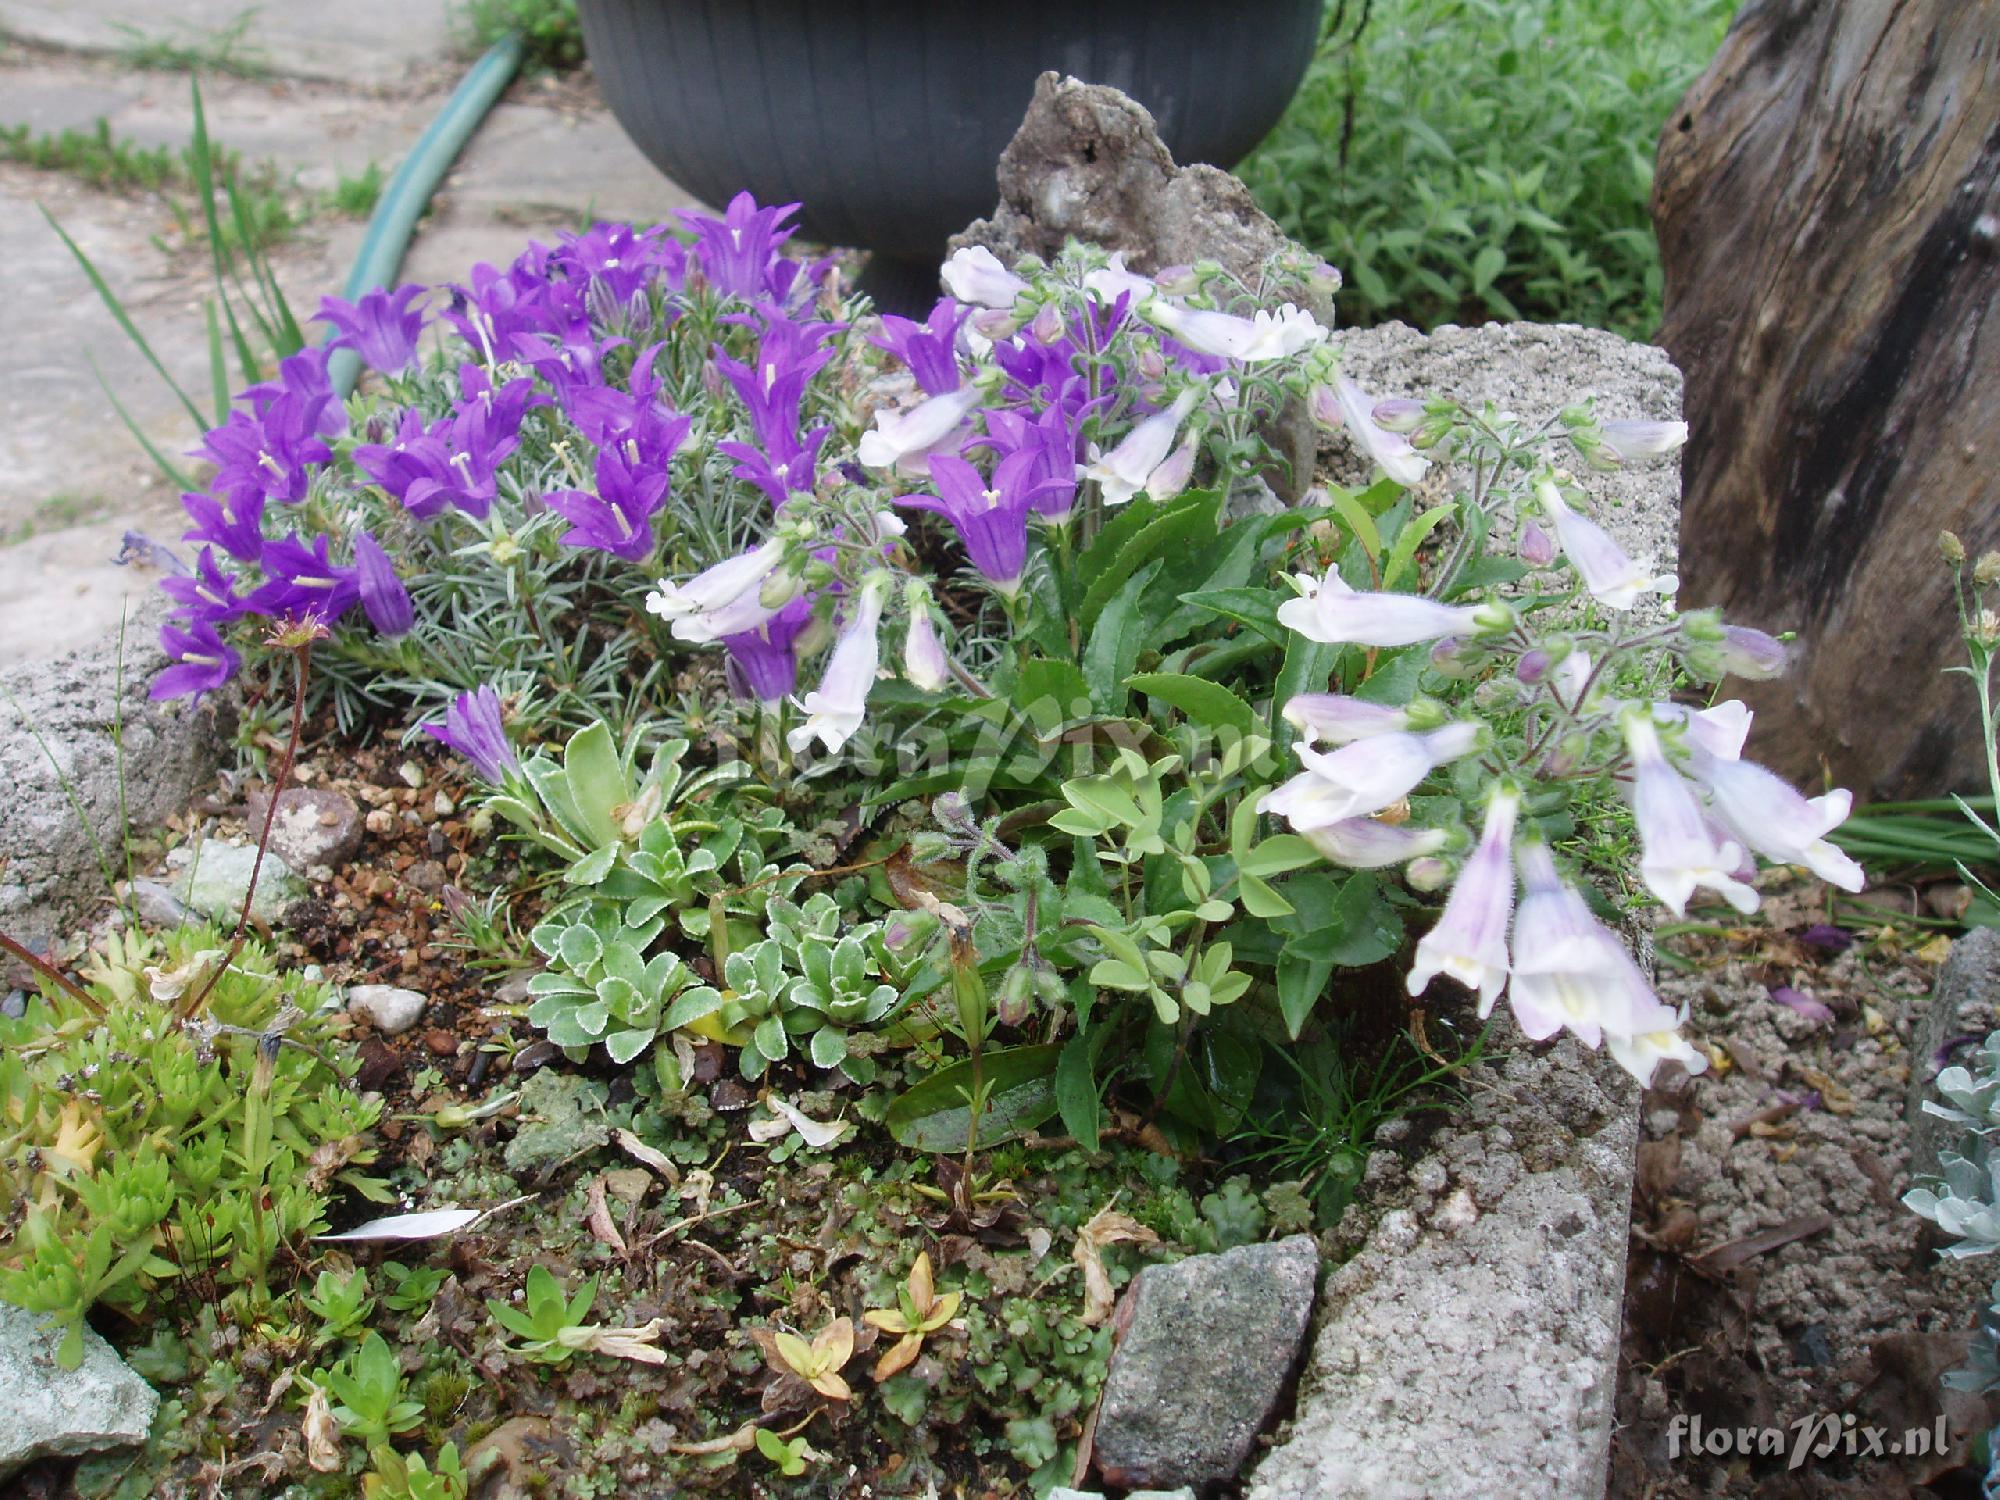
[453,0,585,73]
[1240,0,1737,338]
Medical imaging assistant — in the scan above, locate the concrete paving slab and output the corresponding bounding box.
[435,97,704,229]
[0,0,459,86]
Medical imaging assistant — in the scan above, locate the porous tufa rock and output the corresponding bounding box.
[0,1303,158,1478]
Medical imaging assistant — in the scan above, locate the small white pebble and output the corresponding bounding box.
[398,761,425,789]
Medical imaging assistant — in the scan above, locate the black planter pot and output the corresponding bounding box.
[577,0,1322,309]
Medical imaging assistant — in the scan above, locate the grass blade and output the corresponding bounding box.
[39,204,207,432]
[204,298,229,424]
[87,353,196,491]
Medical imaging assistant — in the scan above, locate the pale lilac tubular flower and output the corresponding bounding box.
[787,576,890,755]
[1508,840,1663,1046]
[1605,1004,1710,1087]
[1276,568,1492,649]
[1406,787,1520,1009]
[1536,479,1677,610]
[1371,398,1425,433]
[902,601,952,692]
[1519,520,1556,566]
[1598,418,1689,462]
[1146,433,1199,502]
[1080,389,1200,505]
[1082,252,1155,306]
[1258,723,1481,830]
[1653,699,1753,761]
[940,245,1028,309]
[422,686,517,784]
[1717,623,1788,680]
[644,538,788,643]
[1302,817,1448,870]
[1316,376,1429,486]
[1622,711,1760,916]
[1144,302,1327,363]
[855,383,984,472]
[1282,693,1411,745]
[1687,747,1864,892]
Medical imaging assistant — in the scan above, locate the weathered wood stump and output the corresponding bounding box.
[1654,0,2000,801]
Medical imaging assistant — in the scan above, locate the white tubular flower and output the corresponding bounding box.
[1687,747,1864,892]
[1282,693,1411,745]
[1147,302,1327,362]
[902,602,951,693]
[1083,252,1156,306]
[1508,841,1663,1047]
[1303,817,1448,870]
[1406,787,1519,1010]
[856,384,983,471]
[1622,711,1760,916]
[646,538,787,642]
[1276,568,1492,648]
[1599,418,1689,461]
[1258,723,1481,830]
[1080,389,1199,505]
[940,245,1027,309]
[1321,376,1429,486]
[1536,479,1677,610]
[1605,1004,1709,1087]
[787,577,889,755]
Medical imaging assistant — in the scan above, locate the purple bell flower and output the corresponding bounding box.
[160,546,250,625]
[719,425,829,512]
[721,593,815,705]
[353,530,413,636]
[897,450,1064,596]
[546,449,671,562]
[245,533,360,621]
[681,191,800,300]
[422,685,517,783]
[180,485,267,563]
[151,617,241,701]
[868,298,970,395]
[316,284,429,375]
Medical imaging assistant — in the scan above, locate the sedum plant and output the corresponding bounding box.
[0,925,383,1366]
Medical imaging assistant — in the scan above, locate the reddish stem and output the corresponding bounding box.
[0,931,102,1015]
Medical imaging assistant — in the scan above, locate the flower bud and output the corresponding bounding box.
[1940,530,1966,564]
[758,566,801,610]
[1975,551,2000,588]
[1147,434,1198,502]
[1306,260,1344,298]
[1405,856,1454,893]
[1029,302,1065,346]
[1717,624,1788,681]
[1473,677,1515,710]
[1137,346,1168,381]
[1034,966,1069,1009]
[1429,637,1480,678]
[1371,398,1425,433]
[1516,649,1551,685]
[1402,695,1451,733]
[1153,263,1199,295]
[792,611,834,659]
[1978,609,2000,647]
[1599,418,1690,461]
[1519,520,1556,566]
[970,306,1025,341]
[1308,383,1343,430]
[996,964,1036,1028]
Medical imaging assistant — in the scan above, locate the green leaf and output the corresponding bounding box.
[1083,559,1165,710]
[564,844,618,887]
[1055,1035,1101,1151]
[1014,658,1093,737]
[1271,635,1342,757]
[1125,672,1260,740]
[1076,490,1221,634]
[604,1028,655,1064]
[885,1044,1063,1152]
[1380,506,1454,593]
[1276,952,1336,1039]
[662,985,724,1029]
[1275,872,1404,967]
[562,722,629,849]
[1323,487,1381,562]
[1179,586,1288,647]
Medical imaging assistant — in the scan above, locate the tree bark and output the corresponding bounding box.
[1654,0,2000,801]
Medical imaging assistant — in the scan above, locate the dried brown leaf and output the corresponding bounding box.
[1073,1204,1159,1326]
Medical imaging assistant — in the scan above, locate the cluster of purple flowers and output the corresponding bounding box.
[151,195,833,705]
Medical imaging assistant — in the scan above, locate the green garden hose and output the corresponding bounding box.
[327,33,527,397]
